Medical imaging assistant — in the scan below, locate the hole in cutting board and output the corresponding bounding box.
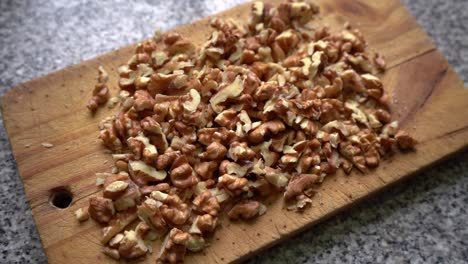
[49,187,73,209]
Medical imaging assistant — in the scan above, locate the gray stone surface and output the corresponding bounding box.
[0,0,466,263]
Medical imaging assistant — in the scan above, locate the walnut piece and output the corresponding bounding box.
[88,197,115,224]
[118,230,148,259]
[128,160,167,184]
[192,191,220,216]
[75,207,89,222]
[157,228,189,264]
[210,76,244,113]
[284,174,319,200]
[152,191,190,226]
[227,200,265,220]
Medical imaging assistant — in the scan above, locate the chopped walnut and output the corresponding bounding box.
[103,180,129,200]
[194,213,218,234]
[284,174,319,200]
[186,235,206,253]
[137,197,168,234]
[87,66,110,112]
[118,230,148,259]
[194,161,218,180]
[101,210,138,244]
[88,197,115,224]
[248,120,286,144]
[199,141,228,161]
[87,83,110,112]
[192,191,220,216]
[169,156,198,189]
[128,160,167,185]
[75,207,89,222]
[152,191,190,226]
[218,174,249,195]
[395,130,417,150]
[103,247,120,260]
[210,76,244,113]
[227,141,255,161]
[227,200,265,220]
[157,228,189,264]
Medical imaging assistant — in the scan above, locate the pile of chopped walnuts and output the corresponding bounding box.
[80,0,416,263]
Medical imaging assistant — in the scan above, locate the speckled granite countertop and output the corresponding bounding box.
[0,0,467,263]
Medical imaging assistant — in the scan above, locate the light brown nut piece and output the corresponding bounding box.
[103,180,129,199]
[218,174,249,195]
[128,160,167,186]
[214,109,238,129]
[157,228,189,264]
[228,141,256,161]
[103,247,120,260]
[87,83,110,112]
[152,191,190,226]
[364,147,380,168]
[240,49,258,64]
[194,161,218,180]
[186,235,206,253]
[219,160,250,177]
[341,29,366,52]
[147,72,178,95]
[113,183,141,212]
[352,155,367,173]
[140,183,171,197]
[227,200,264,220]
[135,221,151,238]
[97,66,109,83]
[108,233,124,248]
[199,141,228,161]
[286,193,313,212]
[192,191,220,216]
[133,90,155,111]
[210,76,244,113]
[340,69,366,93]
[170,156,198,189]
[115,160,129,172]
[88,197,115,224]
[166,35,196,56]
[256,140,279,167]
[250,1,264,25]
[197,214,218,233]
[137,197,168,234]
[118,230,148,259]
[323,77,343,98]
[101,210,138,245]
[375,109,391,124]
[381,121,399,138]
[156,151,179,170]
[127,134,158,163]
[374,53,386,72]
[181,89,201,113]
[264,167,290,188]
[249,177,274,196]
[395,130,417,150]
[197,127,238,146]
[135,76,152,91]
[248,120,286,144]
[275,29,300,52]
[284,174,320,200]
[74,207,89,222]
[194,180,216,196]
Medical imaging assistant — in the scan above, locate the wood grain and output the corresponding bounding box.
[1,0,467,263]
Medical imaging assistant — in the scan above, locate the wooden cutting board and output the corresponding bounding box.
[1,0,467,263]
